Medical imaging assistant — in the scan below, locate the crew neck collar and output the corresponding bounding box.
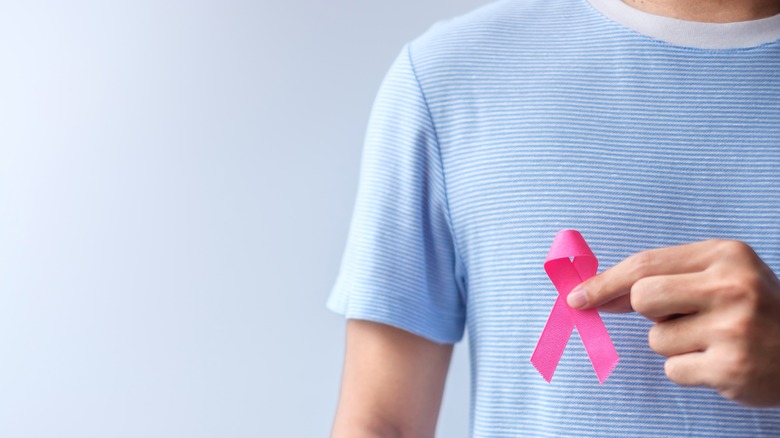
[586,0,780,49]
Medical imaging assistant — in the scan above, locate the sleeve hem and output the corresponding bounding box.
[327,288,465,345]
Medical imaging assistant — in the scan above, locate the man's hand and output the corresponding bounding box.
[567,239,780,407]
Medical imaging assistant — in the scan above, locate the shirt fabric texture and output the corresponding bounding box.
[327,0,780,435]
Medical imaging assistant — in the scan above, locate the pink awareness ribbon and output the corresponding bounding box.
[530,230,619,383]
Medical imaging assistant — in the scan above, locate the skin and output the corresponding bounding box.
[331,319,452,438]
[568,239,780,407]
[622,0,780,22]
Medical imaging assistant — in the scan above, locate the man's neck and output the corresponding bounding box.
[622,0,780,22]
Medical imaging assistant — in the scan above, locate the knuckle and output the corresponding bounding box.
[710,311,758,348]
[729,312,757,340]
[739,271,765,298]
[727,348,751,376]
[717,271,762,306]
[719,386,743,402]
[718,347,753,390]
[715,239,756,261]
[627,251,655,278]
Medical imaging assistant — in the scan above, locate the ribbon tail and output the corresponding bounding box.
[571,307,620,384]
[531,296,574,382]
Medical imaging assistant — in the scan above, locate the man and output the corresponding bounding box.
[328,0,780,435]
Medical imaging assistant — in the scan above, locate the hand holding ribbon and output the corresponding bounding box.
[567,239,780,407]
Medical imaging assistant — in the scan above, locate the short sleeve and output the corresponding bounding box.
[326,44,466,344]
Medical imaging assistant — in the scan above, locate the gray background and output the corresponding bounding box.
[0,0,490,436]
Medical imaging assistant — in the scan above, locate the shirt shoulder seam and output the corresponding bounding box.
[405,43,468,304]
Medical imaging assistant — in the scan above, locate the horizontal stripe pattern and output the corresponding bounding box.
[329,0,780,435]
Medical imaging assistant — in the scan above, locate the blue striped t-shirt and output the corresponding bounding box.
[328,0,780,435]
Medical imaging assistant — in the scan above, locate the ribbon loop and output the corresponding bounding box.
[530,230,619,383]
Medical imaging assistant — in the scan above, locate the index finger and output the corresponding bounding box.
[567,240,716,310]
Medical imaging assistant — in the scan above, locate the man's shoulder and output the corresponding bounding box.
[407,0,578,78]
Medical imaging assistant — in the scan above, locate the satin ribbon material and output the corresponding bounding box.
[530,230,619,383]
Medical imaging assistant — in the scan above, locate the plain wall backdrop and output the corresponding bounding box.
[0,0,491,436]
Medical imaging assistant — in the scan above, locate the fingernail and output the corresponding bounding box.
[567,286,587,309]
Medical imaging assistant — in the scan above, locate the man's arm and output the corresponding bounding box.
[331,319,453,438]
